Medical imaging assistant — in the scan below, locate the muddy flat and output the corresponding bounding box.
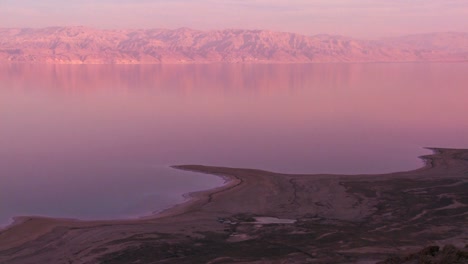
[0,148,467,263]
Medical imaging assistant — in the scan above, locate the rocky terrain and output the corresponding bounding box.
[0,148,467,263]
[0,27,467,63]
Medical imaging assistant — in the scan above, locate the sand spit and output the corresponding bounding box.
[0,148,467,263]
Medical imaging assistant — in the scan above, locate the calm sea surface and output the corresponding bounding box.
[1,63,467,225]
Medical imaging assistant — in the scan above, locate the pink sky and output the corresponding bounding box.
[0,0,467,38]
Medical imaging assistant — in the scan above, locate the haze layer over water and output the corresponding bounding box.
[1,63,467,224]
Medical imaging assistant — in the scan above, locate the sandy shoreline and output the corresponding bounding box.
[142,167,241,220]
[0,166,243,251]
[0,148,432,232]
[1,147,467,263]
[0,152,429,233]
[0,149,429,232]
[0,166,238,233]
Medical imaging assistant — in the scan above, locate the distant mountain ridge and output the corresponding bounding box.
[0,27,467,63]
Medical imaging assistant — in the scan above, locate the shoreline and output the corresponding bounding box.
[0,167,238,233]
[0,147,441,234]
[140,168,241,220]
[0,147,431,233]
[0,166,244,253]
[1,147,467,263]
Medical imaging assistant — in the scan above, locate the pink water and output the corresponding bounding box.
[1,63,467,225]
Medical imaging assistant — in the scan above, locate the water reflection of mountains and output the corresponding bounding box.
[3,63,465,95]
[1,64,352,93]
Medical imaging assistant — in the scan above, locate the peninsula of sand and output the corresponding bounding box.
[0,148,467,263]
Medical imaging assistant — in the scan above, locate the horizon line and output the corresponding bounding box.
[1,26,467,40]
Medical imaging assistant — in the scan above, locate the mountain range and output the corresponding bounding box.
[0,27,467,63]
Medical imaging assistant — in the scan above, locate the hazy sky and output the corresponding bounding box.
[1,0,467,38]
